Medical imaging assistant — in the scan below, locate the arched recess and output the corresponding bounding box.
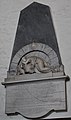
[9,43,59,75]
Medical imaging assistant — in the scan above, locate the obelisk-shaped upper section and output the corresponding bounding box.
[9,2,62,71]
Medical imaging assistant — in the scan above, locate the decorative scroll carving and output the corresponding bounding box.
[16,56,64,75]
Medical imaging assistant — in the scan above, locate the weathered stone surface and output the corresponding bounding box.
[0,1,70,120]
[5,75,67,119]
[9,2,62,71]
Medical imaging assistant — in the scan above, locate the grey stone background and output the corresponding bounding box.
[0,0,71,119]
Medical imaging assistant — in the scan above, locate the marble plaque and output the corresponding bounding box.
[2,2,70,119]
[2,73,67,119]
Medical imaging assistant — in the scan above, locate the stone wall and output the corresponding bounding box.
[0,0,71,119]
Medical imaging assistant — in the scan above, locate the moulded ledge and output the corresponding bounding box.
[2,73,69,86]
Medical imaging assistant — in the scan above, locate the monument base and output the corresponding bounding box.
[2,73,68,119]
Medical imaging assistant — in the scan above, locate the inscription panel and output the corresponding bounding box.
[5,78,66,118]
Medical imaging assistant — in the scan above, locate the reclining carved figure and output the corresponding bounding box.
[16,56,63,75]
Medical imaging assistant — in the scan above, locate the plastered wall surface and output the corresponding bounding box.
[0,0,71,119]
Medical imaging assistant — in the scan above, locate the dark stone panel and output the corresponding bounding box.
[9,2,62,70]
